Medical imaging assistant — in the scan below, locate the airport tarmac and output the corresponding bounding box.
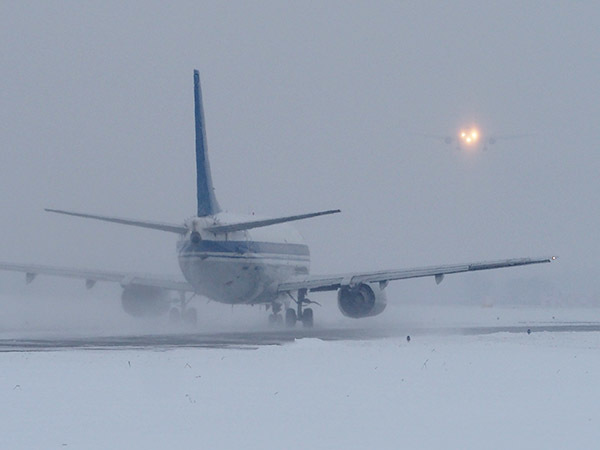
[2,322,600,352]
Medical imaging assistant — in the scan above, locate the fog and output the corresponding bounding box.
[1,2,598,330]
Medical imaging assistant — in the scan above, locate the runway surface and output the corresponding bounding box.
[2,322,600,352]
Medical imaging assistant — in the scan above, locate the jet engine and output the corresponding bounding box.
[121,285,170,318]
[337,282,387,318]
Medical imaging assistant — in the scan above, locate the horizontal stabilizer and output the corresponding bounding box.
[205,209,341,234]
[45,209,187,234]
[492,133,536,141]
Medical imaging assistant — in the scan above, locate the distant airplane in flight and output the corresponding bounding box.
[0,73,555,328]
[414,126,534,151]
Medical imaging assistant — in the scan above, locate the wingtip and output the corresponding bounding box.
[45,208,66,214]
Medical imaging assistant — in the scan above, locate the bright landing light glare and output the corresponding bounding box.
[459,127,480,145]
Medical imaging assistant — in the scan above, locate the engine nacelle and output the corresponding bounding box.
[337,282,387,319]
[121,285,170,318]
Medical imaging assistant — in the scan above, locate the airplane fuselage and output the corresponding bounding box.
[177,213,310,305]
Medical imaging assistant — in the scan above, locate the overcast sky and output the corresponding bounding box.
[1,1,598,309]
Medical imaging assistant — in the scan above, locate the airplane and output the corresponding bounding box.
[414,126,534,151]
[0,71,556,328]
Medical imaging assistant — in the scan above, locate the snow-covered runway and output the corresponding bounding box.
[2,329,600,449]
[2,323,600,352]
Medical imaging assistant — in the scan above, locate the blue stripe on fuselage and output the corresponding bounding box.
[177,240,310,257]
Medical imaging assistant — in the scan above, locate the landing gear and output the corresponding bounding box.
[302,308,314,328]
[282,289,317,328]
[296,289,315,328]
[269,294,317,328]
[182,307,198,327]
[169,292,198,328]
[285,308,297,328]
[268,313,283,326]
[169,307,181,324]
[267,302,284,327]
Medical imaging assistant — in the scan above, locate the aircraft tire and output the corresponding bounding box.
[268,313,283,327]
[183,307,198,327]
[302,308,314,328]
[285,308,297,328]
[169,307,181,324]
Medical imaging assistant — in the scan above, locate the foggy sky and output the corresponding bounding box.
[1,1,598,308]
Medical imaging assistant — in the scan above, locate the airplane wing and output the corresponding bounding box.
[410,132,454,144]
[490,133,536,142]
[278,256,556,293]
[0,262,194,292]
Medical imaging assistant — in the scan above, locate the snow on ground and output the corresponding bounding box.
[2,331,600,449]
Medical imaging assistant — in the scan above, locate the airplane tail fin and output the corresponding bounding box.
[194,70,221,217]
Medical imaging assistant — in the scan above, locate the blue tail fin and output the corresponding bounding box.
[194,70,221,217]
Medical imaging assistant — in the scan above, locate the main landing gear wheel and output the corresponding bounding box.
[285,308,297,328]
[183,307,198,327]
[302,308,314,328]
[268,302,284,327]
[169,292,198,328]
[290,289,316,328]
[268,313,283,326]
[169,307,181,324]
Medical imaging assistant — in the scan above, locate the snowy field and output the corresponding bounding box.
[2,328,600,449]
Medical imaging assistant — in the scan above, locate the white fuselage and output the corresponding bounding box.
[177,213,310,304]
